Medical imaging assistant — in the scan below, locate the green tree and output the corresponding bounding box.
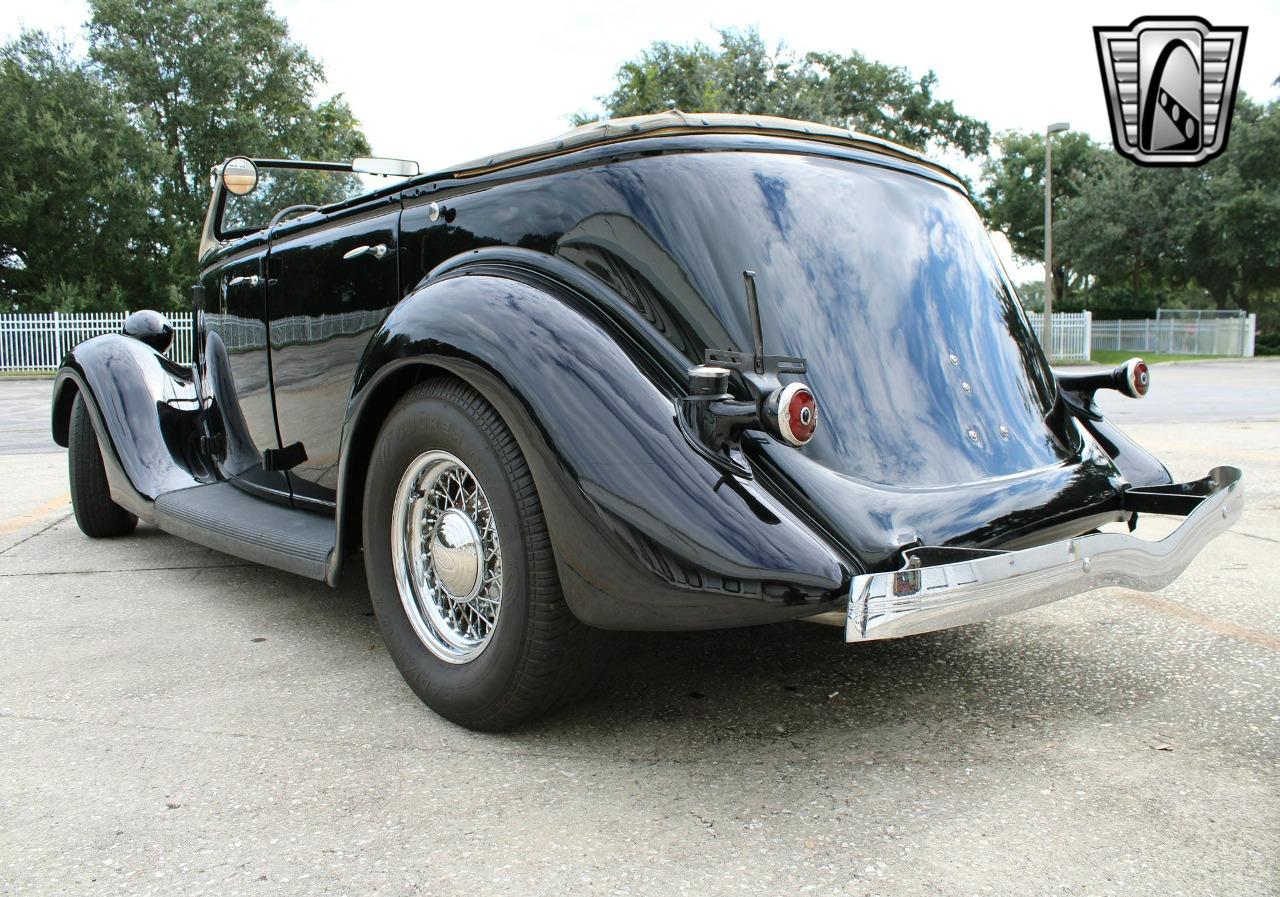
[1055,153,1184,309]
[0,31,167,311]
[1,1,370,312]
[87,0,370,299]
[1170,94,1280,314]
[984,96,1280,319]
[575,27,990,158]
[979,130,1107,306]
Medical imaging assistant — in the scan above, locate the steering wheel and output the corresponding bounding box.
[268,203,321,229]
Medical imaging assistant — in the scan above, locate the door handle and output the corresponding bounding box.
[227,274,260,289]
[342,243,389,261]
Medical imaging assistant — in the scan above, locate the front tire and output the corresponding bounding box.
[363,378,597,730]
[68,392,138,538]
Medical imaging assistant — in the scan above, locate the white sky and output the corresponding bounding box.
[4,0,1278,278]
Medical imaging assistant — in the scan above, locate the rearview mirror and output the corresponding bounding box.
[352,156,420,178]
[221,157,259,196]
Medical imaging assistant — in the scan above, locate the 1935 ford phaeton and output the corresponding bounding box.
[52,113,1243,729]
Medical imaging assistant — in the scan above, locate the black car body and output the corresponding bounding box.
[52,112,1242,727]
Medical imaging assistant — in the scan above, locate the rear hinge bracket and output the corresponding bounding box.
[263,441,308,472]
[704,270,807,381]
[199,431,225,458]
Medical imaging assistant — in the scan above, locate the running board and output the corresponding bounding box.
[153,482,334,580]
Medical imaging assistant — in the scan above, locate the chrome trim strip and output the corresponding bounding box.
[846,466,1243,642]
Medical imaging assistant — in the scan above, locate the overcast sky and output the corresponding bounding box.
[3,0,1278,277]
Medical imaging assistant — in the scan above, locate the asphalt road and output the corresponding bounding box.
[0,361,1277,896]
[0,379,63,455]
[1092,359,1280,423]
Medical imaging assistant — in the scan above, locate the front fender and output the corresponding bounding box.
[341,273,852,630]
[52,334,207,516]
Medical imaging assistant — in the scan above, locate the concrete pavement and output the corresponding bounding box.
[0,379,61,455]
[0,363,1277,896]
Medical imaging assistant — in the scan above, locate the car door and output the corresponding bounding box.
[199,244,293,501]
[265,201,401,509]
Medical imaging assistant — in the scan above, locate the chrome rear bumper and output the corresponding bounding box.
[845,466,1243,642]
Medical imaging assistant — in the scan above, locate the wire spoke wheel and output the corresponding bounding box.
[366,379,602,729]
[391,450,503,663]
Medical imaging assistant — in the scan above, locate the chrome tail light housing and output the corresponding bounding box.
[764,382,818,446]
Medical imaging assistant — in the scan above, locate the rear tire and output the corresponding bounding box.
[68,393,138,538]
[363,378,600,730]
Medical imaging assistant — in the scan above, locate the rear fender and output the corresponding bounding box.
[337,272,851,630]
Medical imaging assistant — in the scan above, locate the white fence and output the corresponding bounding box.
[0,312,194,371]
[0,309,394,373]
[0,307,1258,373]
[207,308,391,349]
[1026,311,1092,362]
[1091,315,1256,357]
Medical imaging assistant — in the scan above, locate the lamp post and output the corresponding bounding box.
[1043,121,1069,361]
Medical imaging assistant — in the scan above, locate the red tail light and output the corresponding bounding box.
[1123,358,1150,398]
[769,382,818,446]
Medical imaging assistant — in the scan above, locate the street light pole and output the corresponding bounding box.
[1043,121,1069,361]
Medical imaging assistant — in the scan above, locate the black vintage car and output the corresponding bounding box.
[52,112,1242,729]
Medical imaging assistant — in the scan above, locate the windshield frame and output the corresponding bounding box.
[212,159,358,242]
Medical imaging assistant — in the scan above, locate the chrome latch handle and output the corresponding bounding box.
[227,274,260,288]
[342,243,389,261]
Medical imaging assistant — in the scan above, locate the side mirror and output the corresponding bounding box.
[352,156,420,178]
[221,156,259,196]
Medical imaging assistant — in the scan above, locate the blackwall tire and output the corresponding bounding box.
[68,393,138,538]
[362,378,600,730]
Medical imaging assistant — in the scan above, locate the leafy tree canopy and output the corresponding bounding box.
[0,0,368,312]
[985,94,1279,317]
[1169,95,1280,314]
[88,0,368,236]
[0,32,167,311]
[574,27,990,158]
[981,131,1106,263]
[4,13,1275,332]
[1055,153,1184,306]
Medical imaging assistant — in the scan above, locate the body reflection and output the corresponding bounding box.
[391,142,1129,569]
[405,149,1074,489]
[200,255,291,499]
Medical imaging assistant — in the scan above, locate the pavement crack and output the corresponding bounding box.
[0,709,1040,769]
[0,512,72,557]
[1227,529,1280,544]
[0,709,729,767]
[0,562,257,577]
[1116,592,1280,652]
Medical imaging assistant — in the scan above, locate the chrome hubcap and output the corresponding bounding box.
[430,509,483,600]
[391,451,502,664]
